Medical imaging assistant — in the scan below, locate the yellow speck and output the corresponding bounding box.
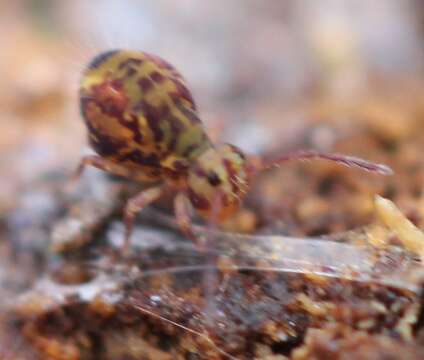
[374,195,424,262]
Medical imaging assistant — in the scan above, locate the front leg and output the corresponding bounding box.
[174,192,198,244]
[123,185,166,255]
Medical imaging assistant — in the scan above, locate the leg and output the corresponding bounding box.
[174,192,197,243]
[175,191,221,322]
[204,191,224,324]
[123,185,165,254]
[71,155,135,183]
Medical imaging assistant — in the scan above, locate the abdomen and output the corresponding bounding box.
[79,50,211,179]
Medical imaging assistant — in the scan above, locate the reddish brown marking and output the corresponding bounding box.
[175,80,196,107]
[128,113,143,143]
[183,143,199,157]
[177,104,201,125]
[187,188,210,210]
[159,103,171,118]
[118,58,143,70]
[194,167,207,178]
[150,71,166,83]
[168,115,185,133]
[90,80,129,118]
[81,87,146,147]
[168,132,177,152]
[145,53,176,72]
[119,149,160,167]
[151,169,161,177]
[138,77,154,93]
[163,117,181,152]
[81,101,127,158]
[137,100,164,142]
[228,144,246,161]
[126,67,136,77]
[87,128,127,158]
[172,160,189,171]
[169,83,196,112]
[111,79,124,89]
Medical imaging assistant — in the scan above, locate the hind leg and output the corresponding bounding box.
[71,155,137,183]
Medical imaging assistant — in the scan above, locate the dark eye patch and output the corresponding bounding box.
[207,171,221,186]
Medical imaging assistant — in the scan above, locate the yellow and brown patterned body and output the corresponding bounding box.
[76,49,391,252]
[80,50,212,183]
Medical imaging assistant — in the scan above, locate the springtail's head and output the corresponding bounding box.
[187,144,253,222]
[186,146,392,223]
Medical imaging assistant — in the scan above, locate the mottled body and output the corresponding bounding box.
[76,49,392,253]
[80,50,211,183]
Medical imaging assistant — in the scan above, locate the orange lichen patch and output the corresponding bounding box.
[374,195,424,261]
